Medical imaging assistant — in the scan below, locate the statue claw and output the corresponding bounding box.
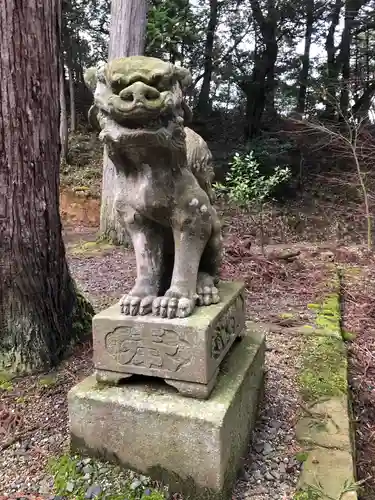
[120,294,156,316]
[152,293,196,319]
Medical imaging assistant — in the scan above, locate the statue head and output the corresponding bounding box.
[84,56,193,143]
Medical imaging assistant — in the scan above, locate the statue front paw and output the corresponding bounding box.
[120,293,156,316]
[152,289,198,319]
[196,272,220,306]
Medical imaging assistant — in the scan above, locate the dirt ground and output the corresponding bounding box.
[0,190,374,499]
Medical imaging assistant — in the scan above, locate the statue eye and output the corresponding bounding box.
[155,76,172,92]
[111,80,124,95]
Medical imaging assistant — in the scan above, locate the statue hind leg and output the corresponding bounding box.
[197,208,222,306]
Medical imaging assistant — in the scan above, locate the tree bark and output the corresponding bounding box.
[324,0,343,120]
[297,0,314,114]
[352,81,375,118]
[60,57,69,163]
[67,64,76,133]
[195,0,219,117]
[242,0,278,139]
[0,0,93,374]
[338,0,364,117]
[100,0,148,244]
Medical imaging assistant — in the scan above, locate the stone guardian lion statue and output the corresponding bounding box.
[84,56,222,319]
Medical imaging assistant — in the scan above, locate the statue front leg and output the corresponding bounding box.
[152,190,212,319]
[118,209,164,316]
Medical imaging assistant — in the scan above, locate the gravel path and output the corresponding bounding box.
[233,329,303,499]
[0,242,326,498]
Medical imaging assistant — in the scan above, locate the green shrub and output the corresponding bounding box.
[214,150,291,208]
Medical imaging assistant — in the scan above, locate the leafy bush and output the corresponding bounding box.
[246,135,300,200]
[214,151,291,208]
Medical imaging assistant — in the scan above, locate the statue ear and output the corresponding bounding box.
[174,65,192,91]
[87,105,101,130]
[182,101,193,124]
[84,61,107,92]
[84,67,98,92]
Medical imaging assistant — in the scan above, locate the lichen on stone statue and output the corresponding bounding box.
[84,56,222,319]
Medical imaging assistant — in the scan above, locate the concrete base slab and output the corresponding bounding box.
[68,327,265,499]
[298,447,357,499]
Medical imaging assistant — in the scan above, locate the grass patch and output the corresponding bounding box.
[0,371,14,391]
[294,489,321,500]
[49,454,166,499]
[294,451,309,463]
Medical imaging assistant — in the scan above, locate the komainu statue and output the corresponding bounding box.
[84,56,222,319]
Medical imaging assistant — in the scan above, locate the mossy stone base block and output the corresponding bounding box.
[92,281,245,399]
[68,328,265,499]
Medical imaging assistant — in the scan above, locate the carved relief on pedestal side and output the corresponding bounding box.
[211,295,245,359]
[105,327,192,372]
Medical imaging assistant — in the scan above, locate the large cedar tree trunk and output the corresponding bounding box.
[100,0,148,244]
[0,0,93,374]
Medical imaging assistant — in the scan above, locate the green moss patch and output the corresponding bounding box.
[38,373,59,387]
[298,335,347,402]
[71,286,95,341]
[0,371,14,391]
[299,272,348,402]
[49,454,166,499]
[307,293,340,337]
[69,240,115,256]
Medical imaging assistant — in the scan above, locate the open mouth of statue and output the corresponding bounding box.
[120,113,171,131]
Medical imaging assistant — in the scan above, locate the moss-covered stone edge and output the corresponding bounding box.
[298,268,347,402]
[294,266,358,500]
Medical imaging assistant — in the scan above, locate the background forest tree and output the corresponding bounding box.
[62,0,375,124]
[60,0,375,226]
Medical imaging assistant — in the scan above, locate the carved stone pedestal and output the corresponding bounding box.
[92,282,245,399]
[68,326,265,500]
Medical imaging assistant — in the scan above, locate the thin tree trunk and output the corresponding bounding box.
[352,81,375,118]
[60,57,69,163]
[0,0,93,374]
[67,64,76,133]
[195,0,219,117]
[242,0,278,138]
[297,0,314,114]
[339,0,363,117]
[324,0,342,120]
[100,0,148,244]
